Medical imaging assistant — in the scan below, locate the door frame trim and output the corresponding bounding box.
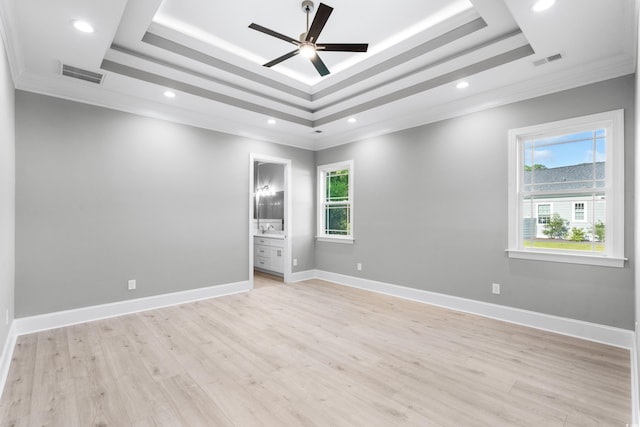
[249,153,293,288]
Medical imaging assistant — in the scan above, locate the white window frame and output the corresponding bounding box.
[536,203,552,225]
[317,160,354,244]
[507,110,625,267]
[572,202,587,223]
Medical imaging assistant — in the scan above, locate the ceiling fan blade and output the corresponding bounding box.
[310,54,330,76]
[305,3,333,43]
[249,23,299,45]
[317,43,369,52]
[264,50,300,68]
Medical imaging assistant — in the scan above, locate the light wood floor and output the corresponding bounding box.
[0,276,631,426]
[253,270,284,289]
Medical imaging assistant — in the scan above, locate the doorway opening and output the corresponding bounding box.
[249,154,292,289]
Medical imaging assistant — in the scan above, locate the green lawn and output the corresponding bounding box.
[524,239,605,252]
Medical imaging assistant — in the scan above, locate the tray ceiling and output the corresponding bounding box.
[0,0,635,150]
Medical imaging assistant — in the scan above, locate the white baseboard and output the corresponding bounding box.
[4,271,636,412]
[291,269,319,283]
[632,331,639,425]
[296,270,635,349]
[0,321,17,400]
[13,280,250,336]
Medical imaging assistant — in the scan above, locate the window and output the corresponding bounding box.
[507,110,625,267]
[317,161,354,243]
[573,202,586,222]
[537,204,551,224]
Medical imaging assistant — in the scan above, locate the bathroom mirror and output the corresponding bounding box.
[254,162,285,222]
[255,191,284,219]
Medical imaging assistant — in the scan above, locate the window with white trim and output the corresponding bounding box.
[317,161,354,243]
[507,110,625,267]
[537,204,551,225]
[573,202,586,222]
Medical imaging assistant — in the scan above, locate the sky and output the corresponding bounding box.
[525,130,606,169]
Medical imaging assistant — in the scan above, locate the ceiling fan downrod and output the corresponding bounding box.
[301,1,314,40]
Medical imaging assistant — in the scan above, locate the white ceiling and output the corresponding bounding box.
[0,0,636,150]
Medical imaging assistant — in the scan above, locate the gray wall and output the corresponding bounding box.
[316,75,635,329]
[0,31,15,354]
[11,77,636,329]
[635,27,640,409]
[15,91,315,317]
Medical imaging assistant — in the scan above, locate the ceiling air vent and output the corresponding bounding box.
[533,53,563,67]
[61,64,104,84]
[314,130,323,133]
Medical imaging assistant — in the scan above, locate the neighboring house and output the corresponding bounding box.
[522,162,605,240]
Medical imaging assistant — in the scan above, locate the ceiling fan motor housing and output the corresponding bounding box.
[301,1,315,14]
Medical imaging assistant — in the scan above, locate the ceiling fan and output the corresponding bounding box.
[249,1,369,77]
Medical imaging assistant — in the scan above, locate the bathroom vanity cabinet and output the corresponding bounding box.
[254,235,284,274]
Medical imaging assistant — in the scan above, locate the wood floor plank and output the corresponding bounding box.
[158,373,233,426]
[0,334,37,425]
[0,272,632,425]
[28,328,79,426]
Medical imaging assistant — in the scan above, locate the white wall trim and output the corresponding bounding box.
[296,270,634,349]
[13,280,249,336]
[249,153,293,290]
[507,109,626,267]
[317,160,354,240]
[506,249,627,268]
[291,269,320,283]
[0,321,17,400]
[3,272,636,411]
[0,0,22,82]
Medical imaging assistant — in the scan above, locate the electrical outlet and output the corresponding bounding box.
[293,258,298,267]
[492,283,501,295]
[128,279,136,290]
[357,263,362,271]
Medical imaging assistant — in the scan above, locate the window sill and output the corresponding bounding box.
[506,249,626,268]
[316,236,354,245]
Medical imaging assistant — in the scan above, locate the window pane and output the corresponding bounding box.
[537,204,550,224]
[325,204,351,235]
[595,136,606,184]
[574,202,585,221]
[522,196,536,248]
[523,141,534,192]
[523,130,605,192]
[512,111,622,262]
[522,193,605,252]
[593,195,606,243]
[326,169,349,202]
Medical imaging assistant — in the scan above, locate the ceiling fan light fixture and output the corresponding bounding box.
[299,42,317,58]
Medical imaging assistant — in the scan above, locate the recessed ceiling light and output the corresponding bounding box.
[348,117,357,124]
[72,20,94,33]
[163,90,176,98]
[456,81,469,89]
[267,119,276,125]
[532,0,555,12]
